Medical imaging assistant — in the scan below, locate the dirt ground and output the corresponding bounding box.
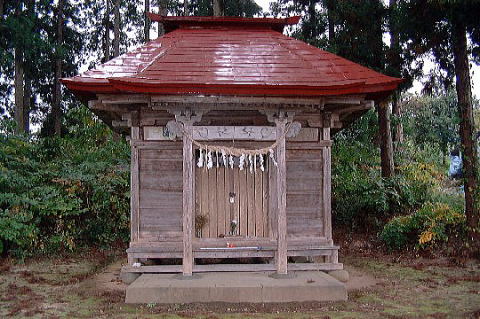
[0,249,479,318]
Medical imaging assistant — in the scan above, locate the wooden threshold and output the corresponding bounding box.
[127,244,339,253]
[122,262,343,273]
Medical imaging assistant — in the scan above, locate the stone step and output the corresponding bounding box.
[125,271,347,303]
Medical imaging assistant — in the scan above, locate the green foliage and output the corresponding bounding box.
[270,0,329,48]
[0,0,84,124]
[333,0,386,71]
[332,109,448,231]
[402,91,460,155]
[332,140,444,230]
[189,0,262,17]
[0,107,130,256]
[380,201,465,251]
[332,139,387,229]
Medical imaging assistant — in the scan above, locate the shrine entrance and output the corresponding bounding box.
[194,153,270,239]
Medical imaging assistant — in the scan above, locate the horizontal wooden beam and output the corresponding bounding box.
[128,237,334,249]
[337,100,374,114]
[112,120,128,128]
[97,94,150,104]
[324,95,366,105]
[121,262,343,273]
[152,95,325,107]
[143,125,314,141]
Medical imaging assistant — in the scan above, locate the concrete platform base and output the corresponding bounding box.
[126,271,347,304]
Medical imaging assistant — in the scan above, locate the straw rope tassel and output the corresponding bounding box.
[179,122,293,170]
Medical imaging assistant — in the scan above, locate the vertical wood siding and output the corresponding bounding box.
[195,164,270,238]
[138,148,183,241]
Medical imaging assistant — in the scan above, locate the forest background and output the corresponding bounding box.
[0,0,479,259]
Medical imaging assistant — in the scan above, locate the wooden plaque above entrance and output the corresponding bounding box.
[143,126,318,142]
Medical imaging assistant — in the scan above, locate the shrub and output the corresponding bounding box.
[380,201,465,251]
[0,107,130,257]
[332,139,443,230]
[332,108,448,232]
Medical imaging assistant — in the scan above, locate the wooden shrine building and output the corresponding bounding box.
[63,15,401,277]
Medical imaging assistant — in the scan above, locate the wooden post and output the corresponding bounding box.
[322,112,333,244]
[182,123,194,276]
[169,108,204,276]
[276,116,288,275]
[262,109,294,275]
[130,122,140,245]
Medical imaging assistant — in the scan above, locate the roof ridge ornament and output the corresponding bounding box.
[146,13,301,33]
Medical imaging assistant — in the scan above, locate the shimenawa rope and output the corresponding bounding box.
[180,122,294,157]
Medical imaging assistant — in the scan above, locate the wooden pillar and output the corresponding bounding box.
[322,112,333,244]
[262,109,295,275]
[169,108,204,276]
[182,123,194,276]
[130,114,140,246]
[275,117,288,274]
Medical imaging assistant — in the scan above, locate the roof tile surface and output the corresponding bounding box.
[63,16,401,97]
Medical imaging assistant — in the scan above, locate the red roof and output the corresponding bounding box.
[62,15,401,98]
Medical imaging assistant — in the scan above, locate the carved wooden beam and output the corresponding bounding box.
[152,95,325,109]
[143,125,311,141]
[167,107,206,126]
[97,94,150,105]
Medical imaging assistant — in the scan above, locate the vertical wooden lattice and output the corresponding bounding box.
[195,164,269,238]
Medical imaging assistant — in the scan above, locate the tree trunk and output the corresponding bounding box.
[373,0,394,178]
[14,2,25,134]
[326,0,335,43]
[0,0,4,18]
[144,0,150,42]
[389,0,403,147]
[14,46,25,134]
[157,0,167,36]
[306,0,317,41]
[23,73,31,133]
[452,19,479,250]
[52,0,64,136]
[184,0,189,16]
[213,0,224,16]
[377,101,395,178]
[391,93,403,147]
[113,0,120,57]
[103,0,110,62]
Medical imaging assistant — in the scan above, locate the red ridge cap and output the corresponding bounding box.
[147,13,300,33]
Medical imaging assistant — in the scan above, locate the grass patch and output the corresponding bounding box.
[0,251,478,318]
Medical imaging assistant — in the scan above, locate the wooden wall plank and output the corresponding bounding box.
[139,191,183,208]
[208,167,218,238]
[225,167,233,235]
[262,168,269,237]
[233,167,240,235]
[254,169,264,237]
[217,166,226,236]
[268,159,278,240]
[194,164,201,238]
[200,166,210,238]
[247,169,255,237]
[239,168,248,236]
[140,149,182,159]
